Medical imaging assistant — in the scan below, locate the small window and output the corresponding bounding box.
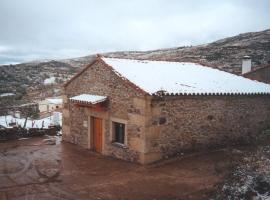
[113,122,125,144]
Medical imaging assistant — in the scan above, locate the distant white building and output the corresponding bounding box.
[38,97,63,113]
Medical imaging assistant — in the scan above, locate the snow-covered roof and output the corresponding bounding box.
[102,57,270,95]
[70,94,107,104]
[46,98,63,104]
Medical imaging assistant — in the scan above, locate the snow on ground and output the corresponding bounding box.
[103,57,270,95]
[44,77,56,85]
[214,144,270,200]
[0,112,62,128]
[0,93,15,97]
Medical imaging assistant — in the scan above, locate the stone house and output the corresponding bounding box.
[62,56,270,164]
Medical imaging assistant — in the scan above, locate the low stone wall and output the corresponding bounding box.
[0,127,59,141]
[148,95,270,159]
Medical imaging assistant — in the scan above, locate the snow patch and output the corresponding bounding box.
[0,93,15,97]
[44,77,56,85]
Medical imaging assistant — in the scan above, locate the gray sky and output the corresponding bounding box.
[0,0,270,64]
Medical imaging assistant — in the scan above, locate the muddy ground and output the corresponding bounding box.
[0,137,257,200]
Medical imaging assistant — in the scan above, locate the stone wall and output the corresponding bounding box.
[147,95,270,159]
[244,66,270,84]
[63,59,148,163]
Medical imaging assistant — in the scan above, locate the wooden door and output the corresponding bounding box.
[92,117,102,153]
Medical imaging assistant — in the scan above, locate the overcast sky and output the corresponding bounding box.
[0,0,269,64]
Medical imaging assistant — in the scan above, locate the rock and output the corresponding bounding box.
[43,138,56,145]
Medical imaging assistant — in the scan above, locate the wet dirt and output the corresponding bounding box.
[0,137,238,200]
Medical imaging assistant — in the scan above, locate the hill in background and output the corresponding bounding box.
[0,28,269,107]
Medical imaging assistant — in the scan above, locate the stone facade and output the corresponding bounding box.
[63,57,270,164]
[146,95,270,160]
[244,65,270,84]
[63,59,150,163]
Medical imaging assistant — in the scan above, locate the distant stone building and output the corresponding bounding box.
[62,56,270,164]
[38,98,63,113]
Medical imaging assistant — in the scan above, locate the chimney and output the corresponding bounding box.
[242,55,251,74]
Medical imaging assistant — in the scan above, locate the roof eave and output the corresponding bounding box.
[151,92,270,97]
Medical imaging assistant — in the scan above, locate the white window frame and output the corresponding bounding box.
[110,117,128,147]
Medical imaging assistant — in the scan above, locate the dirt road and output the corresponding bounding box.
[0,137,236,200]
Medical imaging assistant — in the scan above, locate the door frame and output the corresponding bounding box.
[86,108,108,154]
[88,116,103,153]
